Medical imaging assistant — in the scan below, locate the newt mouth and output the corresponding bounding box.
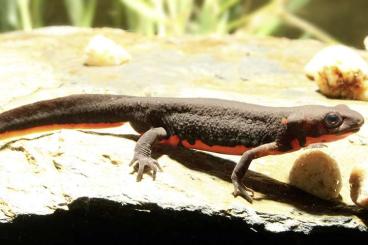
[348,127,361,133]
[336,127,360,136]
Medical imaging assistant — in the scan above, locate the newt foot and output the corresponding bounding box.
[129,156,162,181]
[232,180,254,203]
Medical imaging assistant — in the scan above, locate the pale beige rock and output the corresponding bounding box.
[305,45,368,100]
[0,27,367,234]
[289,150,342,200]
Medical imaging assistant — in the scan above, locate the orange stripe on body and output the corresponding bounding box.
[160,135,249,155]
[160,135,181,146]
[161,132,353,156]
[0,122,124,140]
[182,139,249,155]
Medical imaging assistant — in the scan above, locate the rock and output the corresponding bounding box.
[305,45,368,100]
[289,149,342,200]
[0,27,367,243]
[84,34,131,66]
[350,163,368,208]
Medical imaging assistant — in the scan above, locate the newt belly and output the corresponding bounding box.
[0,122,124,140]
[160,131,354,156]
[160,135,250,155]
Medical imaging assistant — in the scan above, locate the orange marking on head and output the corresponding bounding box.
[0,122,124,140]
[181,139,249,155]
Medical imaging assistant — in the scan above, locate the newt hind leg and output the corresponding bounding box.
[129,127,168,181]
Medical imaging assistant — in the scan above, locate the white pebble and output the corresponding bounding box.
[84,35,131,66]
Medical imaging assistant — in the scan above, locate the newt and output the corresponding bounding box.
[0,94,364,203]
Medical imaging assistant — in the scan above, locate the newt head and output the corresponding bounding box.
[316,104,364,135]
[285,104,364,147]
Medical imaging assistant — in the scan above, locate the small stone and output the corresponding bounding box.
[364,36,368,50]
[304,45,368,100]
[289,150,342,200]
[84,35,131,66]
[349,163,368,208]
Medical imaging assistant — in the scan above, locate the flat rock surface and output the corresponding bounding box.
[0,27,367,242]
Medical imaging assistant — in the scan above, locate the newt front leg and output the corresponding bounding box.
[231,142,279,203]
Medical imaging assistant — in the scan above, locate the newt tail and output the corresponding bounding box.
[0,94,130,139]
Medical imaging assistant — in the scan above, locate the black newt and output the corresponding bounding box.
[0,94,364,203]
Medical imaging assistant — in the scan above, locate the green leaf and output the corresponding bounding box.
[31,0,45,27]
[120,0,165,22]
[0,0,20,31]
[17,0,32,31]
[64,0,96,27]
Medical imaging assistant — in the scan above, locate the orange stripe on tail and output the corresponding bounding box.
[0,122,124,140]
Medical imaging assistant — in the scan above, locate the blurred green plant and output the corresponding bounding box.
[0,0,337,44]
[0,0,44,31]
[64,0,97,27]
[0,0,19,31]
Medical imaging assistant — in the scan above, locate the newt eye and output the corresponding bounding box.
[324,112,343,128]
